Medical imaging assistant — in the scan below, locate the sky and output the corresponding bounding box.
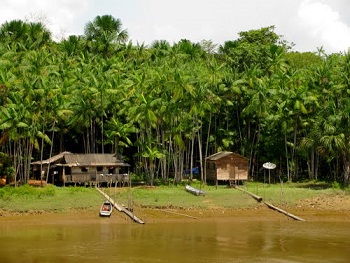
[1,0,350,53]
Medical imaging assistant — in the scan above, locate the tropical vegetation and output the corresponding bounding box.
[0,15,349,186]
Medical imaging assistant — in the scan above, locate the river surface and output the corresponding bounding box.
[0,210,349,263]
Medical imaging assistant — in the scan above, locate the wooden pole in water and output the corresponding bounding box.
[235,186,263,202]
[262,201,306,221]
[163,210,198,219]
[96,187,145,224]
[234,186,306,222]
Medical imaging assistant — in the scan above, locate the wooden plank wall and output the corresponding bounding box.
[207,155,248,182]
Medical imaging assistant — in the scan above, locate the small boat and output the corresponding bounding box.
[99,201,113,217]
[185,185,206,196]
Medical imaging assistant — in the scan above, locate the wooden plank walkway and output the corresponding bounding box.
[96,187,145,224]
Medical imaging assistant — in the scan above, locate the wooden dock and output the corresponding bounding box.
[96,187,145,224]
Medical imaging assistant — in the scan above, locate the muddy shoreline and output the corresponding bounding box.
[1,204,349,225]
[1,188,349,223]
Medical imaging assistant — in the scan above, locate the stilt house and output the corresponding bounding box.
[32,152,130,186]
[206,151,249,186]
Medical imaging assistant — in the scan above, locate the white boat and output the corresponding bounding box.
[99,201,113,217]
[185,185,206,196]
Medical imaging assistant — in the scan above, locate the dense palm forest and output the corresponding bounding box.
[0,15,349,186]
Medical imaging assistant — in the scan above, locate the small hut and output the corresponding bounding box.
[32,152,130,186]
[206,151,249,187]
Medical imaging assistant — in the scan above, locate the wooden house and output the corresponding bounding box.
[32,152,130,186]
[206,151,249,186]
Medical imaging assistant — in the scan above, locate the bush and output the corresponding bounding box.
[332,181,341,189]
[131,172,146,182]
[0,188,5,198]
[67,185,88,194]
[37,185,56,198]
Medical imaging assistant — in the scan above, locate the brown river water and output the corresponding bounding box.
[0,209,349,263]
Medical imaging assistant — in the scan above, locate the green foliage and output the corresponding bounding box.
[130,172,146,183]
[332,181,341,189]
[0,16,349,188]
[0,152,14,181]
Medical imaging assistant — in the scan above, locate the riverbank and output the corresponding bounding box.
[0,181,349,222]
[1,203,349,225]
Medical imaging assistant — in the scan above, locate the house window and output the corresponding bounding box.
[81,167,88,172]
[97,166,103,172]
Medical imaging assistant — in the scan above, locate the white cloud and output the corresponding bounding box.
[1,0,350,53]
[0,0,90,40]
[133,0,295,45]
[297,0,350,52]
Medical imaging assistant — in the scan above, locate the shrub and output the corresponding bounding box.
[332,181,341,189]
[37,185,56,198]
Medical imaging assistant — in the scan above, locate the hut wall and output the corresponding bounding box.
[208,155,248,182]
[67,166,119,183]
[68,166,94,182]
[231,157,248,181]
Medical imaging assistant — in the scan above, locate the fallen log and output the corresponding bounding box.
[234,186,306,222]
[262,201,306,222]
[234,186,263,202]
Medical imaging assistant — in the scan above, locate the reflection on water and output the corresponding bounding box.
[0,213,349,263]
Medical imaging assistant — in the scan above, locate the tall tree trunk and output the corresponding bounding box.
[284,133,291,181]
[46,123,56,184]
[190,132,195,181]
[40,123,45,187]
[343,156,349,183]
[204,114,212,184]
[197,123,204,183]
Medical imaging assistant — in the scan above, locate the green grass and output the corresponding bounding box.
[0,185,103,213]
[0,181,348,213]
[243,181,348,206]
[106,180,349,210]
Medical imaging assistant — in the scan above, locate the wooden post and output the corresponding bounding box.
[62,167,66,187]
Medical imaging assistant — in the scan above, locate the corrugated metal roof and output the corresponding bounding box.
[206,151,248,161]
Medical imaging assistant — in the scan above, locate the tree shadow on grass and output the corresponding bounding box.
[294,181,333,190]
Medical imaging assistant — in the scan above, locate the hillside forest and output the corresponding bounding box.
[0,15,349,186]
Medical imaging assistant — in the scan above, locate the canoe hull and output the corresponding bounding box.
[185,185,206,196]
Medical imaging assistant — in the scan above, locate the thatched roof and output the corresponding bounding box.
[64,153,129,167]
[32,152,129,167]
[31,151,71,165]
[206,151,248,162]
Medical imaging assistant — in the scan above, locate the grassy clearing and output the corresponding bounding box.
[242,181,344,207]
[106,184,260,210]
[0,181,348,213]
[0,185,103,213]
[106,181,349,210]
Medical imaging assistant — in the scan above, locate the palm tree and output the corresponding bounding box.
[105,117,137,155]
[59,35,86,56]
[0,20,52,51]
[84,15,128,56]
